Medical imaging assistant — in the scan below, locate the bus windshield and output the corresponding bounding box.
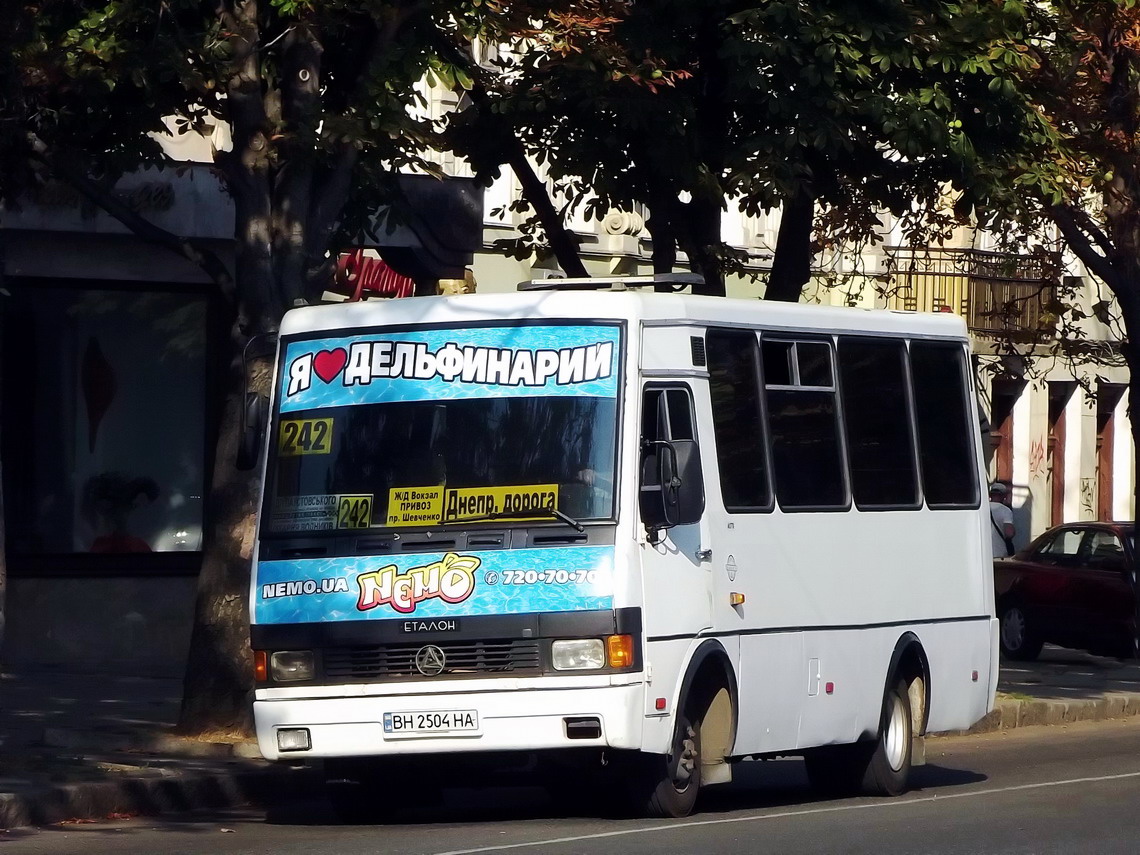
[262,323,622,535]
[265,396,616,533]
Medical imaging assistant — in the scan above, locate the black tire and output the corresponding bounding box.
[999,601,1043,661]
[805,679,913,798]
[859,679,913,797]
[326,781,379,824]
[324,760,426,824]
[803,743,874,797]
[628,712,702,818]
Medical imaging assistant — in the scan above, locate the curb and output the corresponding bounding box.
[41,728,265,760]
[958,691,1140,735]
[0,764,320,830]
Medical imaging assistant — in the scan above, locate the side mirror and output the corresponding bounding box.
[235,332,278,471]
[640,438,705,534]
[236,392,269,471]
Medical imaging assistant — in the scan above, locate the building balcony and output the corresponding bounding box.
[882,247,1061,340]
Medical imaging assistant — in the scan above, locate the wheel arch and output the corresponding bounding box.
[886,632,931,737]
[674,639,738,760]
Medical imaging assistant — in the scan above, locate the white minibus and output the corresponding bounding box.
[249,278,997,818]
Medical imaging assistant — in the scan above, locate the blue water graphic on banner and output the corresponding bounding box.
[279,325,621,413]
[254,546,615,625]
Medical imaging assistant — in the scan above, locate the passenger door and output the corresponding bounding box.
[638,384,714,645]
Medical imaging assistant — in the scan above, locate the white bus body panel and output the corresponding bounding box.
[255,679,644,761]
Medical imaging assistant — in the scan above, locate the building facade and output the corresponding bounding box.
[0,133,1131,676]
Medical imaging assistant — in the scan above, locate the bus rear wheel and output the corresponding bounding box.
[860,678,913,796]
[804,678,913,798]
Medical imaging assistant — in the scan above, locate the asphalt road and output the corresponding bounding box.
[6,719,1140,855]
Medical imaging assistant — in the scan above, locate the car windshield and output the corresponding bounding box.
[262,322,621,535]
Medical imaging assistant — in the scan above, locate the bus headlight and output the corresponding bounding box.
[270,650,315,682]
[551,639,606,671]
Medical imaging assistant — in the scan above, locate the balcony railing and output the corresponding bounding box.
[882,247,1060,339]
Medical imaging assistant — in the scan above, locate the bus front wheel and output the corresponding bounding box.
[631,712,702,818]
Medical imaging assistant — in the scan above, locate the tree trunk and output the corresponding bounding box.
[765,187,814,303]
[503,145,589,278]
[646,194,678,289]
[1120,327,1140,659]
[677,195,726,297]
[0,350,5,659]
[0,457,6,660]
[178,325,263,734]
[0,254,7,660]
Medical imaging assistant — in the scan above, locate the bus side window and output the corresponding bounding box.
[762,337,847,511]
[640,386,705,531]
[910,342,979,507]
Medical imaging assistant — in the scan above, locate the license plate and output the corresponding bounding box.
[382,709,480,738]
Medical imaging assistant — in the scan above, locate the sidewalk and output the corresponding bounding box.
[975,645,1140,732]
[0,668,317,830]
[4,646,1140,830]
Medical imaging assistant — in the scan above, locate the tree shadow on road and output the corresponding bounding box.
[264,757,987,828]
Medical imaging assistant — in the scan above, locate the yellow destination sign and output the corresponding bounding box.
[384,484,560,527]
[443,484,559,524]
[386,487,444,527]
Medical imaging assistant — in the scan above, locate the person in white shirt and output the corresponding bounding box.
[989,482,1016,558]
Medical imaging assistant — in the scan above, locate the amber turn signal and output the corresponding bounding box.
[254,650,268,682]
[606,634,634,669]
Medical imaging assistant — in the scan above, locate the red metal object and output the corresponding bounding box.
[334,249,414,300]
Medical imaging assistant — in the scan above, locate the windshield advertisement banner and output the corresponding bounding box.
[279,325,621,413]
[254,545,615,625]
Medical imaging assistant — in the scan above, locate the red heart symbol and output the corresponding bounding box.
[313,348,348,384]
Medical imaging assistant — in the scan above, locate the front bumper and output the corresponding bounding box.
[254,681,645,761]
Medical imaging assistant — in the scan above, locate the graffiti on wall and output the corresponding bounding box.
[1081,478,1096,518]
[1029,438,1048,480]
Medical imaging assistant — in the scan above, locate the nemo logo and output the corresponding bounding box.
[356,553,480,614]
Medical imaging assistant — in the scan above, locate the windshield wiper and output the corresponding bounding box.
[445,503,585,532]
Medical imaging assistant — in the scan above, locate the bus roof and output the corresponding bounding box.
[279,291,969,340]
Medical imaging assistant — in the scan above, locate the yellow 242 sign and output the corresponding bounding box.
[278,418,333,456]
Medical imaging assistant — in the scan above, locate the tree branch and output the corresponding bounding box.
[1062,201,1116,258]
[1050,202,1118,289]
[31,145,234,294]
[428,28,588,278]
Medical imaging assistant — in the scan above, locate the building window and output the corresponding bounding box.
[3,282,208,565]
[762,338,847,511]
[910,341,979,507]
[706,329,771,511]
[838,338,919,509]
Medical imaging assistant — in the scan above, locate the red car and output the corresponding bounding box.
[995,521,1137,660]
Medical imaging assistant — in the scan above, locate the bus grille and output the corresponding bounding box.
[323,639,542,681]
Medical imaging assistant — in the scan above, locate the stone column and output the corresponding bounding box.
[1075,385,1098,520]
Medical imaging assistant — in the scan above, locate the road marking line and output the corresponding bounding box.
[431,771,1140,855]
